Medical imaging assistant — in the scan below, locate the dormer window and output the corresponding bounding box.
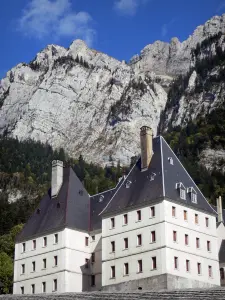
[187,187,197,204]
[125,180,132,188]
[99,195,104,202]
[168,157,173,165]
[176,182,186,200]
[150,172,156,181]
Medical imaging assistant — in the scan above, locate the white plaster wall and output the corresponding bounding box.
[217,222,225,249]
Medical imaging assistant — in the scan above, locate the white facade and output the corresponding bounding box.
[102,200,220,288]
[13,228,102,294]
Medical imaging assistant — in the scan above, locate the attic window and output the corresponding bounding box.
[168,157,173,165]
[176,182,186,200]
[37,208,41,214]
[99,195,104,202]
[79,190,83,196]
[125,180,132,188]
[150,172,156,181]
[187,187,197,204]
[57,202,60,208]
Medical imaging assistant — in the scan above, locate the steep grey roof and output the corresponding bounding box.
[102,136,216,217]
[219,240,225,263]
[16,167,90,242]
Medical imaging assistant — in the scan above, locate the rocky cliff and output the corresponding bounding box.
[0,14,225,165]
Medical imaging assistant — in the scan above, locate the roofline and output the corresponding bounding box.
[90,176,126,198]
[161,136,218,215]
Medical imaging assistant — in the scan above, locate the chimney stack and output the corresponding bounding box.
[217,196,223,223]
[140,126,153,171]
[51,160,63,198]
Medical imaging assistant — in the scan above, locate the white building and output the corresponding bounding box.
[13,126,224,294]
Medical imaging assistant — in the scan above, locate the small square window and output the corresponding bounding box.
[150,206,155,217]
[174,257,178,269]
[111,241,115,252]
[172,206,176,217]
[138,260,143,273]
[92,235,95,241]
[197,263,201,275]
[186,260,190,272]
[208,266,212,278]
[21,287,24,294]
[53,279,57,292]
[54,256,58,266]
[124,238,128,249]
[152,257,157,270]
[173,231,177,242]
[137,234,142,246]
[43,258,47,269]
[91,253,95,263]
[43,237,47,247]
[91,275,95,286]
[22,243,26,253]
[111,218,115,229]
[32,261,35,272]
[205,217,209,227]
[184,210,187,221]
[33,240,36,250]
[21,264,25,274]
[85,237,89,247]
[31,284,35,294]
[207,241,211,252]
[123,214,128,225]
[196,237,200,249]
[111,266,115,278]
[124,263,129,275]
[195,214,199,224]
[137,210,141,221]
[151,231,156,243]
[185,234,189,246]
[42,282,46,293]
[85,258,89,268]
[54,234,58,244]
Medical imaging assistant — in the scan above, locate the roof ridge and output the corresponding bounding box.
[64,167,71,226]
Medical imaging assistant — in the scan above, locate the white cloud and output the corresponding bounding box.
[18,0,95,46]
[114,0,149,16]
[161,19,176,38]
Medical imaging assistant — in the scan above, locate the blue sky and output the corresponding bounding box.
[0,0,224,79]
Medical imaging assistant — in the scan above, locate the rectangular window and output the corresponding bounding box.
[91,253,95,263]
[32,261,35,272]
[111,266,115,278]
[151,231,156,243]
[42,282,46,293]
[205,217,209,227]
[53,279,57,292]
[137,234,142,246]
[208,266,212,278]
[111,241,115,252]
[195,214,199,224]
[31,284,35,294]
[54,234,58,244]
[180,189,186,200]
[220,268,224,280]
[172,206,176,217]
[138,260,143,273]
[91,275,95,286]
[174,257,178,269]
[173,231,177,242]
[92,235,95,241]
[111,218,115,229]
[196,237,200,249]
[186,260,190,272]
[124,263,129,275]
[22,243,26,253]
[43,258,46,269]
[207,241,211,252]
[54,256,58,266]
[43,237,47,247]
[152,257,157,270]
[137,210,141,221]
[85,258,89,268]
[33,240,36,250]
[150,206,155,217]
[197,263,201,275]
[21,287,24,294]
[124,238,128,249]
[21,264,25,274]
[85,237,89,246]
[185,234,189,246]
[191,193,197,203]
[123,214,128,225]
[184,210,187,221]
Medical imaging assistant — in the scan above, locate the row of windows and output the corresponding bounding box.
[109,231,211,252]
[110,207,210,229]
[176,183,197,203]
[21,234,58,253]
[20,279,57,294]
[109,258,213,278]
[21,256,58,274]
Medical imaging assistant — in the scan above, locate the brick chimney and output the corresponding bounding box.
[140,126,153,171]
[51,160,63,198]
[217,196,223,223]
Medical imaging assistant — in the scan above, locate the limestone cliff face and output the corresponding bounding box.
[0,15,225,165]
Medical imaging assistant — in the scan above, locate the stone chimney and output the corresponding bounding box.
[217,196,223,223]
[51,160,63,198]
[140,126,153,171]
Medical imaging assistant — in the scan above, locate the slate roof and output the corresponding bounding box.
[16,167,90,242]
[219,240,225,263]
[102,136,216,217]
